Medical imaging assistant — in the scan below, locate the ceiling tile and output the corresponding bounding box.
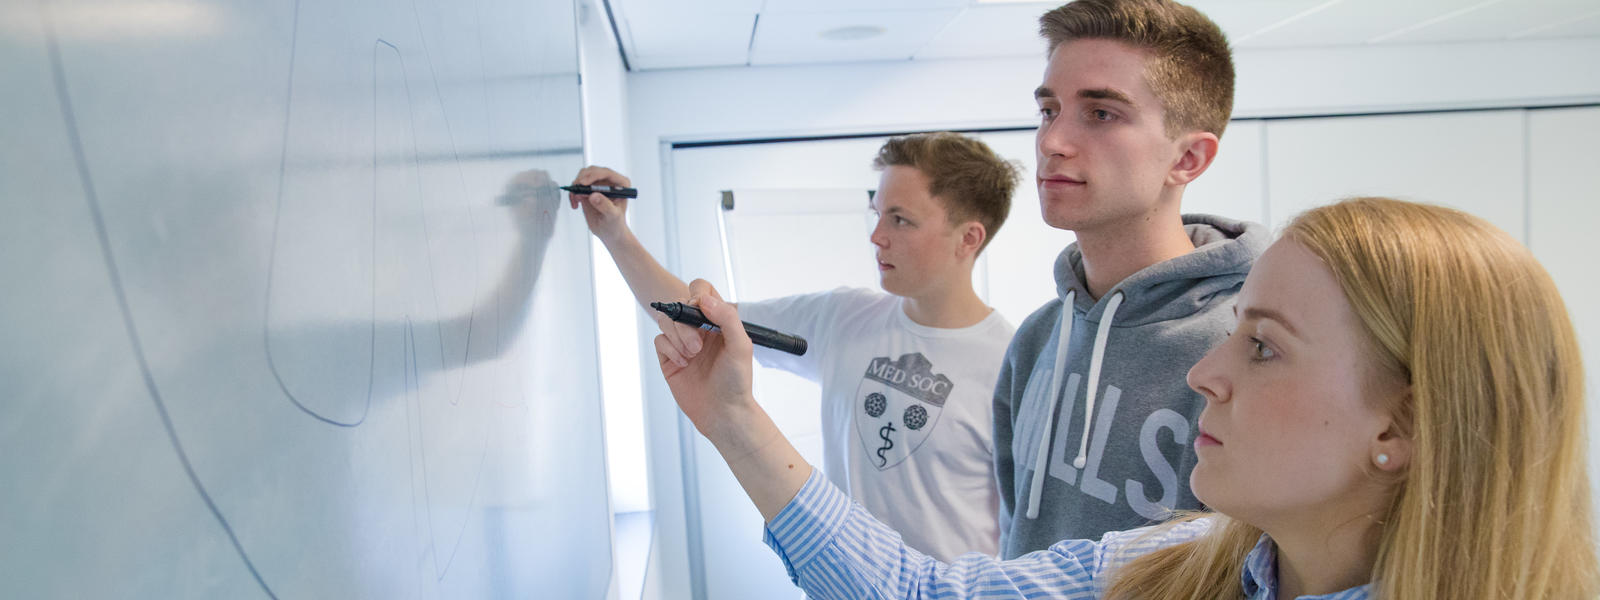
[1229,0,1526,48]
[1507,4,1600,40]
[620,11,755,68]
[915,5,1050,60]
[614,0,1600,71]
[1184,0,1339,44]
[613,0,765,13]
[761,0,970,14]
[750,8,963,66]
[1365,0,1594,43]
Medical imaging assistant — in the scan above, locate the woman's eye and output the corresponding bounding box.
[1249,337,1277,362]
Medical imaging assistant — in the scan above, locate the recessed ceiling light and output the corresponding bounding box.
[820,25,885,41]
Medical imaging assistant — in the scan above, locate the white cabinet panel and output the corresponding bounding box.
[1265,110,1527,239]
[1527,106,1600,526]
[965,129,1065,327]
[1186,120,1267,226]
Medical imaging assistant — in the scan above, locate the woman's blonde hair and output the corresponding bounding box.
[1106,197,1597,599]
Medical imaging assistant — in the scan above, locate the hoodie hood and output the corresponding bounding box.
[1053,214,1269,323]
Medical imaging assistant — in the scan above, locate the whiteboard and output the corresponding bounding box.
[0,0,610,597]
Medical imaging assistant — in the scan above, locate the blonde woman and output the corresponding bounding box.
[653,197,1598,599]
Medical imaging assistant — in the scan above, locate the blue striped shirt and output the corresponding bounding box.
[763,470,1372,599]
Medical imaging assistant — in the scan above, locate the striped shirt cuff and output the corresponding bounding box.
[763,468,852,583]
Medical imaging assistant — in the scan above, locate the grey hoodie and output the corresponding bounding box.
[993,214,1269,559]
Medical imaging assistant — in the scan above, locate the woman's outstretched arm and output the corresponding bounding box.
[652,280,1202,599]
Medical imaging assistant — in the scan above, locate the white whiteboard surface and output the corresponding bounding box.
[0,1,610,598]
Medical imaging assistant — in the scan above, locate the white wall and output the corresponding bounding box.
[617,36,1600,600]
[1263,110,1528,233]
[575,1,646,600]
[579,0,630,171]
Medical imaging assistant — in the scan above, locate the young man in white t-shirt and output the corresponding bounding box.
[570,132,1020,561]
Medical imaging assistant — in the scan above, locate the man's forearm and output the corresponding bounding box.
[599,228,693,311]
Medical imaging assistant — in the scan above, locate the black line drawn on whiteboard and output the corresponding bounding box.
[260,31,389,428]
[265,1,490,427]
[408,0,484,411]
[38,2,282,597]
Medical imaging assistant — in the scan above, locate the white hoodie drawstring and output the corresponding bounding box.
[1073,292,1122,469]
[1025,290,1124,519]
[1025,290,1073,520]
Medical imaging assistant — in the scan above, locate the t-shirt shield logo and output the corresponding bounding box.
[854,353,952,470]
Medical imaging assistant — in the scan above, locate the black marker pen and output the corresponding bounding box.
[561,184,638,199]
[650,301,808,356]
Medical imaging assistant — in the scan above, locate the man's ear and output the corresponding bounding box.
[958,221,987,261]
[1167,131,1220,186]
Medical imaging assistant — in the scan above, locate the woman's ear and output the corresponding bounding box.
[1373,426,1412,472]
[1372,389,1414,472]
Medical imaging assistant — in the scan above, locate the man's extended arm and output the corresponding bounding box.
[571,165,706,360]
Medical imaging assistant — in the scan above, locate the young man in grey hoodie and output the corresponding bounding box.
[993,0,1270,558]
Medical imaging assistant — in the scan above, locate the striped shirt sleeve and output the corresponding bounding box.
[763,469,1213,599]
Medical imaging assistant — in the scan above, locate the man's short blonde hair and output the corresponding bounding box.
[1040,0,1235,138]
[873,132,1019,254]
